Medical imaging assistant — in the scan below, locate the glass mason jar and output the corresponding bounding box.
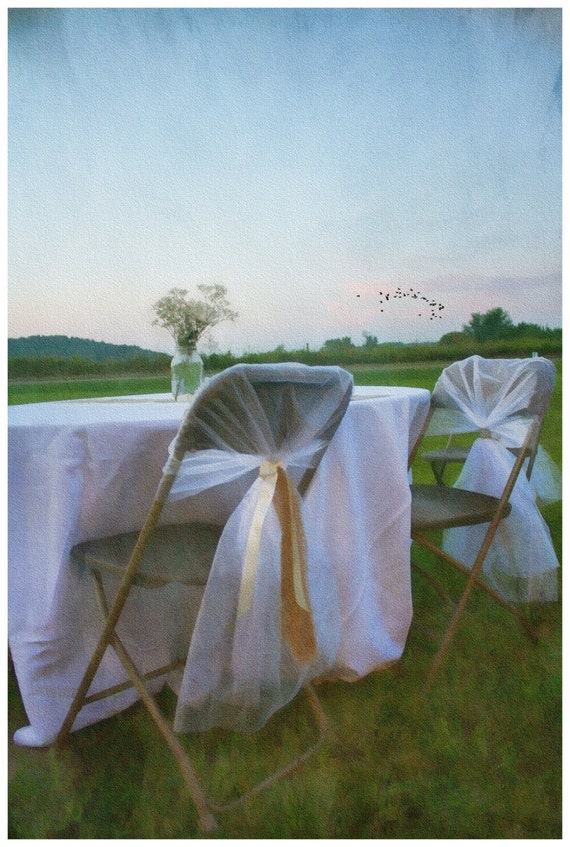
[171,345,204,400]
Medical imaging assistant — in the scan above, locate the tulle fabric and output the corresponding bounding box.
[161,363,353,732]
[425,356,560,601]
[442,439,559,601]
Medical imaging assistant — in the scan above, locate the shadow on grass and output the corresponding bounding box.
[9,574,561,840]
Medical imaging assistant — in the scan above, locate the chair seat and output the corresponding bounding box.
[411,484,512,532]
[71,523,223,588]
[421,447,469,464]
[422,446,524,465]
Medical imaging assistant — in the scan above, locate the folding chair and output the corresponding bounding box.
[407,356,558,685]
[420,356,555,486]
[56,363,353,832]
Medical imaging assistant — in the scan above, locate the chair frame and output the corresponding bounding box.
[420,357,552,487]
[422,427,543,487]
[409,404,541,687]
[422,433,470,485]
[56,366,351,833]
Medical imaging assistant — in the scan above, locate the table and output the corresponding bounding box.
[9,386,430,745]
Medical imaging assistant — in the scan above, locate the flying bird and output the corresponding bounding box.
[357,286,446,319]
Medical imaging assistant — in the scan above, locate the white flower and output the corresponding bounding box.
[152,285,238,348]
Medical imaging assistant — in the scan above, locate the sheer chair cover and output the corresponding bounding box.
[161,363,353,732]
[425,356,560,601]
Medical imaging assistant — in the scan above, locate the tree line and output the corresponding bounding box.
[8,309,561,379]
[8,334,169,362]
[322,308,561,351]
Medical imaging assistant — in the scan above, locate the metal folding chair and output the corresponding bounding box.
[420,356,553,485]
[56,363,353,832]
[407,356,557,686]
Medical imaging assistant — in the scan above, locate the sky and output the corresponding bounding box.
[8,6,562,355]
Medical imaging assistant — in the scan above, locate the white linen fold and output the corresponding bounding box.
[9,385,431,744]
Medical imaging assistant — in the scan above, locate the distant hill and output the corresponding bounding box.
[8,335,167,362]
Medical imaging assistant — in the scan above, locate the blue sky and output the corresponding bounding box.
[8,7,562,354]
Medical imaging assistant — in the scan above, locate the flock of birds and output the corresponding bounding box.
[357,286,446,320]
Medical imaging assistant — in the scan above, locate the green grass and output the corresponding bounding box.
[8,361,562,838]
[8,374,171,405]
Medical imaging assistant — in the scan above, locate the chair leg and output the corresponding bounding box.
[110,632,328,826]
[56,518,165,747]
[56,571,217,833]
[414,534,536,638]
[209,682,329,815]
[59,570,327,830]
[107,629,217,834]
[424,565,481,691]
[411,533,537,692]
[430,460,446,485]
[411,559,455,605]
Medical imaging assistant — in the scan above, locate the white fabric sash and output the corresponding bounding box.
[443,438,559,601]
[426,358,561,504]
[427,357,560,600]
[162,437,339,732]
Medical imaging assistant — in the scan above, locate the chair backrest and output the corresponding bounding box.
[432,355,555,420]
[427,355,555,474]
[173,363,353,494]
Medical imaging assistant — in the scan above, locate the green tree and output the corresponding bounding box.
[463,307,514,342]
[439,331,469,345]
[322,336,355,351]
[361,332,379,348]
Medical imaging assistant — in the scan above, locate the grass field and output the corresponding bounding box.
[6,363,454,405]
[8,374,171,405]
[8,362,562,838]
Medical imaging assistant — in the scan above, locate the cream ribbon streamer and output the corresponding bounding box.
[237,459,315,664]
[163,441,324,663]
[237,460,282,619]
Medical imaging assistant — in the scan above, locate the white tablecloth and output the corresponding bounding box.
[8,386,430,745]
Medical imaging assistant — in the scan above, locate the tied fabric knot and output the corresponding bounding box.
[237,459,316,665]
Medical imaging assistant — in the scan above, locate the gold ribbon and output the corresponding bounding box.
[237,460,316,664]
